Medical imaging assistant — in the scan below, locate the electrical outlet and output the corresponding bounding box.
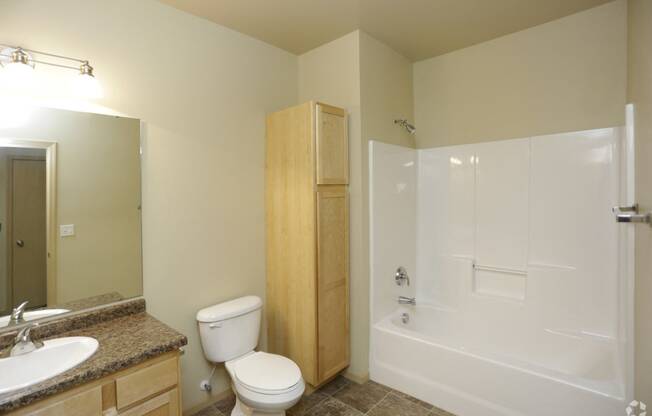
[60,224,75,237]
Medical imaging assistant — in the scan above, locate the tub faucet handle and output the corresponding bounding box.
[395,266,410,286]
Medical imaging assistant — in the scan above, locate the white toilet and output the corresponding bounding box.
[197,296,305,416]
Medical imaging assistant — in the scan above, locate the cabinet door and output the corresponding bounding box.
[115,356,178,410]
[316,104,348,185]
[29,387,102,416]
[316,186,350,383]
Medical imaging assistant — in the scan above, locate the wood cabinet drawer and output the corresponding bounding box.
[118,388,179,416]
[28,386,102,416]
[115,357,178,410]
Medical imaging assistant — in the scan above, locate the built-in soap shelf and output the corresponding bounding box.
[470,261,578,301]
[472,262,527,276]
[471,261,527,301]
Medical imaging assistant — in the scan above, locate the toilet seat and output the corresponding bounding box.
[231,352,302,395]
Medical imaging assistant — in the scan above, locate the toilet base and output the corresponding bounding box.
[230,396,285,416]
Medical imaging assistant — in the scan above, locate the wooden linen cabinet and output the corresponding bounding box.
[265,101,350,388]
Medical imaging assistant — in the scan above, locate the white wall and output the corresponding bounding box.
[0,0,298,411]
[416,144,475,309]
[370,128,630,413]
[416,130,622,341]
[369,141,416,324]
[413,0,627,148]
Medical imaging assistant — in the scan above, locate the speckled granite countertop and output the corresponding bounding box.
[0,310,187,413]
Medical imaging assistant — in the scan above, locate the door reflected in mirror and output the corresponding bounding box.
[3,148,48,313]
[0,106,142,329]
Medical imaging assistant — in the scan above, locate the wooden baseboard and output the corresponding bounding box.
[182,388,232,416]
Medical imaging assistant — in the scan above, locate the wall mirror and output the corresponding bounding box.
[0,106,142,331]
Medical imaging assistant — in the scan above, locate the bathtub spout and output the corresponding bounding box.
[398,296,416,305]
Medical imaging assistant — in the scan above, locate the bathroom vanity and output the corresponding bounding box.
[7,353,181,416]
[0,299,187,416]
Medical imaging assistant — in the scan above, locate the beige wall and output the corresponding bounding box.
[0,108,143,305]
[298,31,368,380]
[0,154,7,313]
[1,0,643,409]
[413,0,627,148]
[0,0,298,411]
[298,30,414,380]
[628,0,652,404]
[360,32,415,150]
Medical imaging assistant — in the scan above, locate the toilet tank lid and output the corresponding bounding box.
[196,296,262,322]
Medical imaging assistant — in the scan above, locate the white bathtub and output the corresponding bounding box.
[370,306,626,416]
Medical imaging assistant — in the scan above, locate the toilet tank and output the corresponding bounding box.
[197,295,263,363]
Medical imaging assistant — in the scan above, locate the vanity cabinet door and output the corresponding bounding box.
[115,356,178,410]
[316,186,350,383]
[28,386,102,416]
[316,104,348,185]
[118,388,179,416]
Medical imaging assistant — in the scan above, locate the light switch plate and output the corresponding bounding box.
[60,224,75,237]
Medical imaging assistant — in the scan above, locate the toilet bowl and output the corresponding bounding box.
[197,296,304,416]
[226,351,304,415]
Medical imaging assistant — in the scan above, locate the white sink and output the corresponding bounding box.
[0,309,70,327]
[0,337,98,394]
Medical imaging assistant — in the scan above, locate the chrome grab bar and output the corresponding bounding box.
[612,204,638,213]
[472,262,527,276]
[613,204,651,225]
[616,213,651,224]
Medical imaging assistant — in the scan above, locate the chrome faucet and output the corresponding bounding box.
[398,296,416,305]
[8,301,29,326]
[6,323,44,357]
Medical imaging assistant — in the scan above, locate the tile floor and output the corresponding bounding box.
[192,376,456,416]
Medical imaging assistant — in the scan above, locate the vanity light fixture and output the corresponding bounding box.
[0,44,103,98]
[2,47,35,87]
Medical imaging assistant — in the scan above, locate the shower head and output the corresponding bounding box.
[394,119,416,135]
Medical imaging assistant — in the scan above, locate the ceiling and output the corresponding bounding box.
[158,0,614,61]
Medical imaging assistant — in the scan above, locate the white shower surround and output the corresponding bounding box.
[368,128,634,416]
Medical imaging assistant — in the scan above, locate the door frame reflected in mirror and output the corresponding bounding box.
[0,138,57,313]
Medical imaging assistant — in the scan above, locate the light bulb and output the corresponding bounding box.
[0,48,35,89]
[72,61,103,99]
[74,72,103,98]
